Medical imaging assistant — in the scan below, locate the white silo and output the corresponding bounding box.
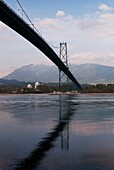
[27,84,33,89]
[35,82,40,89]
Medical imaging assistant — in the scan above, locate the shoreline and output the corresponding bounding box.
[1,92,114,95]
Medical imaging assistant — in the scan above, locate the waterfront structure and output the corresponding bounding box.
[34,82,40,89]
[27,84,32,89]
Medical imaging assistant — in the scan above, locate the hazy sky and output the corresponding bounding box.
[1,0,114,77]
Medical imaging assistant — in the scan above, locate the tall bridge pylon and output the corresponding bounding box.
[59,42,69,91]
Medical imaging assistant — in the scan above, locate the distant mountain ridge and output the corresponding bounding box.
[3,64,58,83]
[3,63,114,84]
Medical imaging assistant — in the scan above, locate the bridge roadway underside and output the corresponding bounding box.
[0,0,82,90]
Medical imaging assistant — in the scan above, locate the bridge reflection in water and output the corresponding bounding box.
[14,95,77,170]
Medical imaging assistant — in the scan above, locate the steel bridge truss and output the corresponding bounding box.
[59,42,69,91]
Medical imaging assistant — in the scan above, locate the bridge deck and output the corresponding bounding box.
[0,0,82,90]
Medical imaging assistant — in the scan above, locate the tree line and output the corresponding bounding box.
[1,83,114,94]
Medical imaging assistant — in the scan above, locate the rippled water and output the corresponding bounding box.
[0,94,114,170]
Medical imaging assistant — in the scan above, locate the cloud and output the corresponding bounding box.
[98,3,113,11]
[0,21,4,28]
[78,18,101,30]
[56,10,65,17]
[110,53,114,57]
[99,13,114,23]
[0,22,15,41]
[35,18,64,31]
[77,12,114,39]
[70,52,114,66]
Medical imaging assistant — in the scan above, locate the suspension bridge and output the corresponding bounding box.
[0,0,82,91]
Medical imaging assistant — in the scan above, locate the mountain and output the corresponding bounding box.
[72,63,114,84]
[0,78,26,87]
[3,63,114,84]
[3,64,58,83]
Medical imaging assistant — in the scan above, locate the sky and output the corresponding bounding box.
[1,0,114,77]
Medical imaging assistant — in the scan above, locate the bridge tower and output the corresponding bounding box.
[59,42,69,92]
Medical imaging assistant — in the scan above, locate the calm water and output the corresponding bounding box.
[0,94,114,170]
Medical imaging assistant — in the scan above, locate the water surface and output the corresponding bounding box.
[0,94,114,170]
